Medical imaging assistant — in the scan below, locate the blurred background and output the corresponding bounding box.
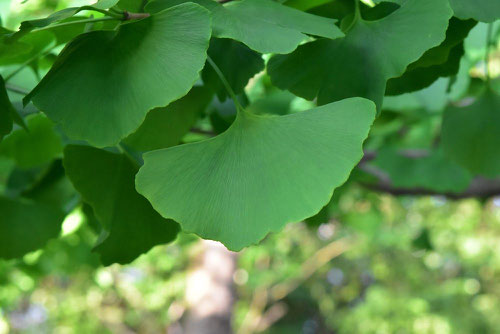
[2,0,500,333]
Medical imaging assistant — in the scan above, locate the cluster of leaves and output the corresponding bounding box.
[0,0,499,266]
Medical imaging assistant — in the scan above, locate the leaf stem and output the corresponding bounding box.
[207,55,244,112]
[31,16,120,33]
[345,0,361,32]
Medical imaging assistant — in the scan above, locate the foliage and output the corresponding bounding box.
[0,0,500,331]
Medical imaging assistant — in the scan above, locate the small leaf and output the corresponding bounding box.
[449,0,500,23]
[0,196,64,260]
[136,98,375,250]
[0,113,62,169]
[124,86,213,152]
[268,0,453,110]
[146,0,344,54]
[63,145,180,265]
[26,3,212,147]
[441,89,500,177]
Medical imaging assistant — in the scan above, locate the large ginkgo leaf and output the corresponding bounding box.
[146,0,343,54]
[136,98,375,250]
[64,145,180,265]
[0,196,65,259]
[268,0,452,110]
[449,0,500,23]
[26,3,211,147]
[441,89,500,177]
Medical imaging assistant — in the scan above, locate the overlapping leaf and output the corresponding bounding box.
[202,38,264,101]
[64,145,180,265]
[146,0,343,54]
[0,75,25,141]
[26,3,211,147]
[441,89,500,177]
[0,196,64,259]
[449,0,500,23]
[124,86,213,151]
[268,0,453,110]
[136,98,375,250]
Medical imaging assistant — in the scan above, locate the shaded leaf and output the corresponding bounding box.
[0,113,62,169]
[203,38,264,101]
[64,145,180,265]
[449,0,500,23]
[0,196,64,259]
[124,86,213,151]
[136,98,375,250]
[268,0,452,110]
[26,3,211,147]
[441,89,500,177]
[146,0,343,54]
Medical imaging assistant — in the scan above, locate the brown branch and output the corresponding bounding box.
[358,150,500,199]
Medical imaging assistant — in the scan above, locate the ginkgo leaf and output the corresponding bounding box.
[268,0,452,110]
[63,145,180,265]
[136,98,375,250]
[449,0,500,23]
[146,0,344,54]
[0,196,64,259]
[13,0,119,39]
[26,3,211,147]
[0,113,62,169]
[441,89,500,177]
[123,86,213,152]
[373,149,472,193]
[0,75,20,141]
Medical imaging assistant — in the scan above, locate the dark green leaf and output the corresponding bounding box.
[26,3,211,147]
[64,145,180,265]
[268,0,452,110]
[0,196,64,259]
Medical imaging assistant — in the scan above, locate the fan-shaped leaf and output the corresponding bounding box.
[146,0,344,54]
[64,145,180,265]
[268,0,452,110]
[136,98,375,250]
[26,3,211,147]
[449,0,500,23]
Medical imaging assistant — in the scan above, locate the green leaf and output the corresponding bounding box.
[0,113,62,169]
[386,18,476,95]
[13,0,120,38]
[26,3,211,147]
[146,0,344,54]
[0,76,18,140]
[267,0,452,110]
[136,98,375,250]
[449,0,500,23]
[63,145,180,265]
[123,86,213,152]
[0,196,64,259]
[203,38,264,101]
[0,28,32,65]
[441,89,500,177]
[373,149,472,193]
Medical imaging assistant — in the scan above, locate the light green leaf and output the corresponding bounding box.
[449,0,500,23]
[441,89,500,177]
[64,145,180,265]
[268,0,452,110]
[0,113,62,169]
[136,98,375,250]
[26,3,211,147]
[146,0,344,54]
[124,86,213,152]
[0,196,64,259]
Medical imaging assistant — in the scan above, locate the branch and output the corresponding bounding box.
[358,150,500,199]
